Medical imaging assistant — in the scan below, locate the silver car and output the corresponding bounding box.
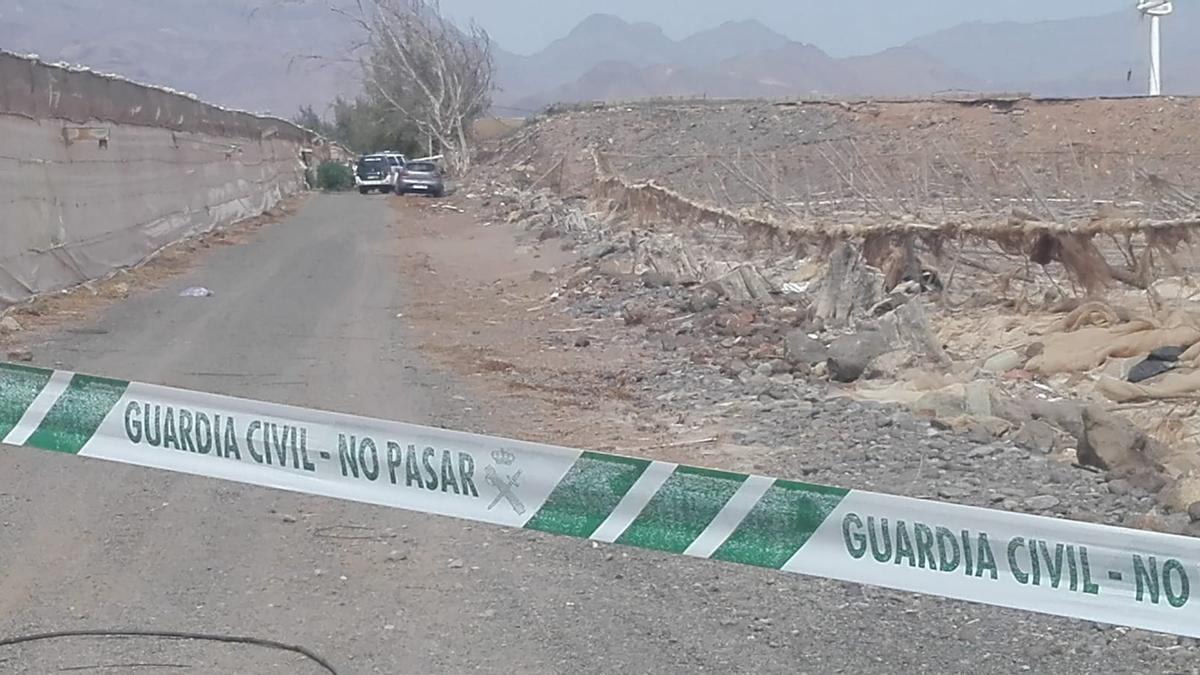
[396,161,446,197]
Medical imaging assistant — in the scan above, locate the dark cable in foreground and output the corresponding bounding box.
[0,630,338,674]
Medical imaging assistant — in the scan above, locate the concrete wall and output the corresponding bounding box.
[0,51,318,309]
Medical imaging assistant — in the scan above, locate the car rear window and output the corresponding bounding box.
[357,158,388,170]
[407,162,437,172]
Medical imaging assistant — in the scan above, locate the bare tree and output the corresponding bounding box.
[348,0,494,173]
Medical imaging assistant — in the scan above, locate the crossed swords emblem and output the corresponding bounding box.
[485,451,525,515]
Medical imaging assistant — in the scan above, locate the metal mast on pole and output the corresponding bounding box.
[1137,0,1173,96]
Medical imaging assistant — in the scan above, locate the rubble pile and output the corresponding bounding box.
[469,181,1200,538]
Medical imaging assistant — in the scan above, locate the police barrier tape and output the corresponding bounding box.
[2,361,1199,636]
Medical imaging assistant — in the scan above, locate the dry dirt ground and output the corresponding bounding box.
[393,198,736,468]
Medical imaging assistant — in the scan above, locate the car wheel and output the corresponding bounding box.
[359,187,369,195]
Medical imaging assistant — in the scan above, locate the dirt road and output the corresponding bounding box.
[0,195,1190,673]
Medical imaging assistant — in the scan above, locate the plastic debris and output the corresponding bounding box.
[179,287,214,297]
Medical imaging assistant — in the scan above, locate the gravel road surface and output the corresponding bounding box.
[0,195,1192,673]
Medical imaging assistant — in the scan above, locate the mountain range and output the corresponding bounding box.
[1,2,1197,117]
[493,7,1200,111]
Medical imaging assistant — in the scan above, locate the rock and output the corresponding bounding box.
[6,348,33,362]
[1150,345,1186,361]
[754,362,774,377]
[876,301,951,366]
[784,330,826,366]
[721,359,749,377]
[1127,358,1174,384]
[968,444,1002,459]
[564,266,594,289]
[1122,467,1168,494]
[688,289,721,313]
[1025,495,1061,511]
[913,387,966,419]
[989,392,1033,426]
[582,241,617,261]
[1164,513,1192,535]
[744,373,772,395]
[621,301,649,326]
[1076,405,1162,472]
[1027,399,1085,440]
[826,331,889,383]
[0,316,22,334]
[1107,478,1133,495]
[768,359,790,375]
[1189,502,1200,523]
[950,416,1009,443]
[1130,513,1174,533]
[1014,420,1058,453]
[715,310,756,337]
[982,350,1024,374]
[766,386,793,400]
[574,335,591,348]
[862,350,911,380]
[964,381,992,417]
[640,271,673,288]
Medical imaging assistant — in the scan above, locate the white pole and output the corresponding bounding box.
[1149,14,1163,96]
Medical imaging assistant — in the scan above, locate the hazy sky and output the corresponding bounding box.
[438,0,1136,56]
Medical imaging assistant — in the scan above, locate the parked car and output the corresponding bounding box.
[354,154,398,194]
[395,160,446,197]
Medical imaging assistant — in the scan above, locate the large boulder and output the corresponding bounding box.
[1076,404,1162,472]
[784,330,827,366]
[827,331,889,382]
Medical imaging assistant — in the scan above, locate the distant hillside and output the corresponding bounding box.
[908,5,1200,96]
[508,40,980,111]
[494,15,795,110]
[0,0,359,116]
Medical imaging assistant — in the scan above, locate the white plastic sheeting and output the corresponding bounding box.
[0,51,311,310]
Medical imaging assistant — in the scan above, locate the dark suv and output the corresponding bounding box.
[395,161,446,197]
[354,155,398,194]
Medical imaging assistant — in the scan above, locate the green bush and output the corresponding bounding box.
[316,161,355,191]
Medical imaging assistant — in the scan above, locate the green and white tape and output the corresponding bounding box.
[3,361,1200,637]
